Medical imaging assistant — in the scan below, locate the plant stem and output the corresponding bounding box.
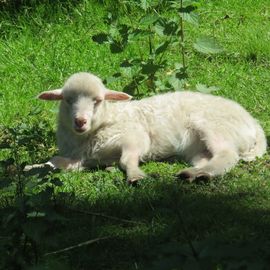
[44,237,110,256]
[180,0,186,70]
[148,26,153,56]
[68,207,145,225]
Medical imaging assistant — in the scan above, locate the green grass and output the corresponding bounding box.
[1,0,270,269]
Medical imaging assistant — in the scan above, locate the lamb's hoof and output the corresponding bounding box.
[176,168,211,183]
[127,175,145,187]
[195,172,211,182]
[127,178,140,187]
[176,170,196,183]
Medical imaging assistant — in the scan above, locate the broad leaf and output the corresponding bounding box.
[193,36,224,54]
[139,14,159,26]
[0,178,12,188]
[50,178,63,187]
[27,211,46,218]
[141,62,162,75]
[110,41,124,53]
[119,24,130,43]
[120,60,134,67]
[121,67,133,78]
[174,62,183,70]
[170,0,198,8]
[104,73,121,84]
[154,21,165,36]
[196,83,219,93]
[180,10,199,26]
[120,58,141,67]
[92,33,108,44]
[163,20,178,35]
[140,0,150,10]
[154,19,178,36]
[129,29,150,40]
[182,0,198,6]
[169,76,185,90]
[155,41,170,55]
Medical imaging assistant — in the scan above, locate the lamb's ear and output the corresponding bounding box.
[38,89,63,101]
[104,89,132,101]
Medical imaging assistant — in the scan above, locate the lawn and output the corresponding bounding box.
[0,0,270,269]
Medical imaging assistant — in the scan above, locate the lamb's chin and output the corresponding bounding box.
[73,127,90,135]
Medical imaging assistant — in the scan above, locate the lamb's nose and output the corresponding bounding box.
[75,117,87,128]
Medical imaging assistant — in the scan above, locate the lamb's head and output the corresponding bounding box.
[38,72,132,135]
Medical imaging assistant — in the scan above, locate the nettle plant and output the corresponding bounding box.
[93,0,223,96]
[0,116,69,268]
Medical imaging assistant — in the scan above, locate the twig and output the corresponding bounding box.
[148,26,153,56]
[67,207,145,225]
[179,0,186,70]
[44,237,110,256]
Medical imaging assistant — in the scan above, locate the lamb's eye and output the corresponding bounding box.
[94,98,102,106]
[65,97,73,105]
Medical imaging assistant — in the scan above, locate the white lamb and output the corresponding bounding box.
[26,72,267,183]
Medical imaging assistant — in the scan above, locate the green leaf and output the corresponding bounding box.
[182,0,198,6]
[193,36,224,54]
[139,14,159,26]
[123,80,137,95]
[164,22,178,35]
[110,41,124,53]
[50,178,63,186]
[108,25,118,38]
[141,62,162,75]
[155,79,168,91]
[120,60,135,67]
[154,19,178,36]
[92,33,108,44]
[170,0,198,8]
[140,0,150,11]
[104,73,122,84]
[196,83,219,93]
[180,10,199,26]
[27,211,46,218]
[140,0,160,10]
[174,62,183,70]
[155,41,170,55]
[180,5,197,13]
[120,67,133,78]
[0,178,12,188]
[169,76,185,90]
[123,75,145,95]
[118,24,130,43]
[129,29,150,40]
[29,106,42,116]
[154,21,165,36]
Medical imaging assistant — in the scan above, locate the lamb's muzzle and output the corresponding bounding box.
[74,117,87,133]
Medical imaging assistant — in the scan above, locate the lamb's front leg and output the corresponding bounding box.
[119,130,150,184]
[120,148,146,184]
[24,156,83,172]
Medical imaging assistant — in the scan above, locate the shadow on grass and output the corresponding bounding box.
[43,179,270,269]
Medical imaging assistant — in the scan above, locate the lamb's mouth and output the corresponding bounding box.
[74,127,88,134]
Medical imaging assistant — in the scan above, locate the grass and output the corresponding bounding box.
[0,0,270,269]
